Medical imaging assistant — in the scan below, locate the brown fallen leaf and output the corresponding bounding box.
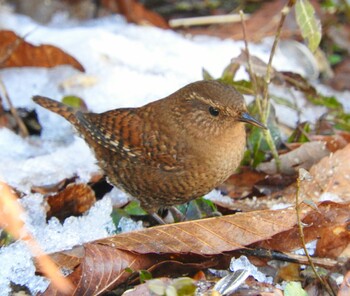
[219,167,267,199]
[287,132,350,154]
[0,30,84,71]
[257,141,330,175]
[310,132,350,153]
[41,205,318,295]
[49,246,84,272]
[42,244,153,296]
[275,71,318,95]
[101,0,169,29]
[217,172,295,213]
[46,183,96,221]
[214,141,350,213]
[280,143,350,204]
[315,224,350,259]
[230,50,274,78]
[31,177,76,195]
[277,263,302,282]
[257,202,350,253]
[99,207,307,255]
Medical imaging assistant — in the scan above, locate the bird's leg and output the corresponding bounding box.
[169,206,186,222]
[151,212,166,225]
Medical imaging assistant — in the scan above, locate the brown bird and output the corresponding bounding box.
[33,80,265,217]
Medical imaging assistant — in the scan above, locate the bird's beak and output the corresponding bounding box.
[239,112,267,129]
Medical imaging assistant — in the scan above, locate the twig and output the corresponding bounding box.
[296,169,335,296]
[236,248,338,268]
[169,14,249,28]
[0,77,29,137]
[259,2,297,172]
[262,2,293,112]
[0,30,38,137]
[239,11,262,115]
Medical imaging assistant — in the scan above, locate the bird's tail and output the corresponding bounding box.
[33,96,77,124]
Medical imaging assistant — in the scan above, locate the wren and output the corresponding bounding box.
[33,80,265,215]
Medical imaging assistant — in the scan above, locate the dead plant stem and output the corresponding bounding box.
[262,4,290,112]
[295,173,335,296]
[239,10,262,115]
[0,77,29,137]
[260,2,298,172]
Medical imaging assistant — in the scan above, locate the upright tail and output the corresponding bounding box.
[33,96,77,124]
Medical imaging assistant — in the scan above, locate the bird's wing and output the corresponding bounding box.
[75,109,185,171]
[75,109,144,157]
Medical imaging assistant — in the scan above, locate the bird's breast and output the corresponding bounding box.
[188,123,246,182]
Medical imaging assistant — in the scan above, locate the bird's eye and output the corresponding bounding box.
[209,106,219,117]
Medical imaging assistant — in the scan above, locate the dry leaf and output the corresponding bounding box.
[239,142,350,211]
[48,247,84,272]
[280,143,350,204]
[275,71,318,95]
[40,201,348,295]
[310,132,350,152]
[101,0,169,29]
[257,202,350,253]
[277,263,302,281]
[46,183,96,221]
[41,206,314,295]
[222,168,267,197]
[315,224,350,258]
[0,30,84,71]
[32,178,75,195]
[231,51,274,78]
[99,207,307,255]
[256,145,350,252]
[257,141,329,175]
[42,245,153,296]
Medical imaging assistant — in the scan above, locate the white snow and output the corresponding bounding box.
[0,193,115,296]
[230,255,273,284]
[0,241,50,295]
[20,194,115,253]
[0,7,348,295]
[319,192,343,203]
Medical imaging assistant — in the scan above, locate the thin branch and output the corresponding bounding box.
[296,169,335,296]
[239,10,262,115]
[262,0,298,112]
[0,30,38,137]
[262,3,292,115]
[0,77,29,137]
[169,14,249,28]
[258,2,296,172]
[236,248,338,268]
